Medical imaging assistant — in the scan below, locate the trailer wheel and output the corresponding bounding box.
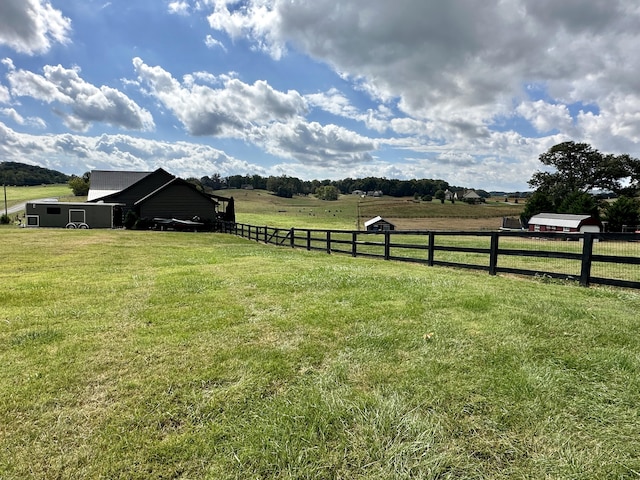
[78,223,90,229]
[65,222,77,229]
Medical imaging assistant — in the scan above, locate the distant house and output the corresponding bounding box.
[364,216,395,231]
[444,189,455,201]
[527,213,602,233]
[89,168,234,225]
[462,190,482,204]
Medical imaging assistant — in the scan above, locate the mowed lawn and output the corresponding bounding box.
[2,228,640,479]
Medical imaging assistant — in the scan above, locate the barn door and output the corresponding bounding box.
[69,209,86,224]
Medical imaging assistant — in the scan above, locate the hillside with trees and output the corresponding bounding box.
[0,161,70,186]
[200,173,461,199]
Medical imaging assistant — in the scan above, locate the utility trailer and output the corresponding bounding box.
[25,201,124,229]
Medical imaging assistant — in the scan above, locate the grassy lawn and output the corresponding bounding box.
[2,228,640,479]
[3,184,73,208]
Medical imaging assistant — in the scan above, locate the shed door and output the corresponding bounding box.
[69,209,86,223]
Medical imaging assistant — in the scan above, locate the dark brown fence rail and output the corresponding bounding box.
[220,222,640,289]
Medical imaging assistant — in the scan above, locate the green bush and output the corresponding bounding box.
[0,214,10,225]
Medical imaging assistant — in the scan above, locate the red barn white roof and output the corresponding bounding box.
[528,213,593,229]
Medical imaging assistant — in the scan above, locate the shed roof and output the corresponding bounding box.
[87,170,152,201]
[463,190,481,199]
[528,213,594,228]
[133,177,219,206]
[364,216,394,227]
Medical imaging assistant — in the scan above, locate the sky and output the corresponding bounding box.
[1,1,640,191]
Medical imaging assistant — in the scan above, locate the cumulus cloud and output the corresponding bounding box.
[0,84,10,104]
[204,35,227,51]
[305,88,393,132]
[6,64,155,132]
[516,100,574,134]
[255,120,377,167]
[0,107,23,124]
[168,1,190,16]
[134,57,304,135]
[133,58,378,167]
[0,0,71,55]
[0,121,265,177]
[204,0,640,151]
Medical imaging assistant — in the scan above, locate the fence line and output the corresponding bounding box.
[219,222,640,289]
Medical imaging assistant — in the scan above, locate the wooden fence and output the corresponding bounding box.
[219,222,640,289]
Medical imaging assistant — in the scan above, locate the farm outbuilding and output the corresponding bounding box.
[88,168,234,225]
[462,190,482,204]
[527,213,602,233]
[364,216,395,231]
[28,168,235,229]
[26,201,123,229]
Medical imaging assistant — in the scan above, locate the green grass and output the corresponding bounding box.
[225,188,360,229]
[3,184,73,207]
[222,189,524,231]
[2,228,640,479]
[357,197,523,220]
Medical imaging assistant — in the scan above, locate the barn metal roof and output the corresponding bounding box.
[364,216,393,227]
[87,170,152,201]
[528,213,593,228]
[463,189,481,199]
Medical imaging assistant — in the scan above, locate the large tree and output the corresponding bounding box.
[528,142,640,201]
[520,190,554,225]
[604,196,640,232]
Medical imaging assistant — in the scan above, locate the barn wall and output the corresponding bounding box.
[26,203,115,228]
[137,184,217,221]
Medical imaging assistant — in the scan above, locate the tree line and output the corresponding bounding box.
[198,173,460,199]
[522,141,640,232]
[0,161,70,186]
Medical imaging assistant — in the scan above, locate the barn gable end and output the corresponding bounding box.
[135,178,220,222]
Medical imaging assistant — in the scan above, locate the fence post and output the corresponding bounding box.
[306,230,311,251]
[428,232,435,266]
[489,233,499,276]
[384,231,390,260]
[580,233,594,287]
[326,231,331,254]
[264,226,268,244]
[352,231,357,257]
[290,228,295,248]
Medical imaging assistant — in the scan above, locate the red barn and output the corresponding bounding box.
[527,213,601,233]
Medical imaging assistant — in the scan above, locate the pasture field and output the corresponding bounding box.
[3,184,73,208]
[224,189,524,230]
[2,228,640,479]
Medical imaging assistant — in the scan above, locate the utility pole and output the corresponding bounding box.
[3,182,6,217]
